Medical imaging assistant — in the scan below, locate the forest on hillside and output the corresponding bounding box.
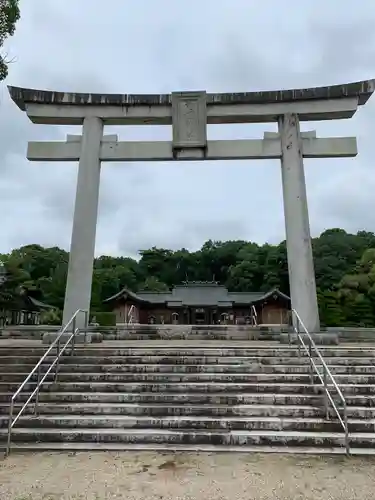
[1,228,375,327]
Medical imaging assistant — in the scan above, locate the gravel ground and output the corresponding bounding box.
[0,451,375,500]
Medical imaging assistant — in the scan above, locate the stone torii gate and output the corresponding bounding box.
[8,80,375,332]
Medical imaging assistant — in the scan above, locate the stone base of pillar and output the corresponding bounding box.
[42,331,103,345]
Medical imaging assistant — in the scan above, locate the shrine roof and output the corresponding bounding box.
[8,79,375,111]
[104,284,290,307]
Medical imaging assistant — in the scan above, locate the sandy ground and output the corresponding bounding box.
[0,452,375,500]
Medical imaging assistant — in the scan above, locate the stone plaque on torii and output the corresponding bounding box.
[8,80,375,334]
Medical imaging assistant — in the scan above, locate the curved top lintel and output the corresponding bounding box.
[8,79,375,111]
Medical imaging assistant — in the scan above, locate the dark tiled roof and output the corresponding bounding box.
[135,291,172,303]
[104,283,290,307]
[28,296,57,310]
[227,292,265,303]
[0,293,56,311]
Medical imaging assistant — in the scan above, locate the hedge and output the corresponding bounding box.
[90,312,116,326]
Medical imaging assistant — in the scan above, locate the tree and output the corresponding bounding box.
[227,243,261,292]
[138,276,169,292]
[337,248,375,326]
[317,289,344,327]
[313,229,375,291]
[1,229,375,327]
[0,0,20,80]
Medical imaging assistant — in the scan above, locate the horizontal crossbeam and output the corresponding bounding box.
[23,97,359,125]
[27,137,357,162]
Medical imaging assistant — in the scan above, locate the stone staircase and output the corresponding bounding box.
[0,341,375,454]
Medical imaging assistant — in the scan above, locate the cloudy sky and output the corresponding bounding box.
[1,0,375,258]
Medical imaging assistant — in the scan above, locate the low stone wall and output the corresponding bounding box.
[2,324,375,344]
[325,327,375,343]
[88,324,289,341]
[0,325,60,340]
[279,332,339,345]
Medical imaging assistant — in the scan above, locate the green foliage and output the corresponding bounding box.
[138,276,169,292]
[0,0,20,80]
[40,309,62,326]
[317,289,344,327]
[91,312,116,326]
[336,246,375,326]
[1,229,375,327]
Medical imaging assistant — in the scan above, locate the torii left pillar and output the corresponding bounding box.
[62,117,103,329]
[278,114,320,333]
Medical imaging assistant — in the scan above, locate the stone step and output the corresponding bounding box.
[1,342,374,456]
[0,428,372,448]
[2,402,373,418]
[0,381,310,394]
[1,372,375,384]
[0,346,373,358]
[1,355,375,367]
[0,381,345,394]
[280,334,339,346]
[2,364,375,375]
[1,381,374,395]
[0,402,326,417]
[105,334,282,341]
[0,415,368,432]
[3,441,374,455]
[1,390,373,406]
[0,343,280,355]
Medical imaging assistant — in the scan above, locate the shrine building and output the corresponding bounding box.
[104,281,291,326]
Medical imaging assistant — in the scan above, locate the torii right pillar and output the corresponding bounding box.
[278,113,319,332]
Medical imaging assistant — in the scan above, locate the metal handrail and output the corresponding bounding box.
[127,305,135,324]
[251,305,258,326]
[290,308,349,455]
[5,308,89,457]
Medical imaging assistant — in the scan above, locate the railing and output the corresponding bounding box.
[290,308,350,455]
[251,305,258,326]
[5,308,89,457]
[127,305,135,324]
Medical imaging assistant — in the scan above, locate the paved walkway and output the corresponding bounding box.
[0,451,374,499]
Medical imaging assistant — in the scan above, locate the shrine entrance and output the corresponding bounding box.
[193,308,208,325]
[8,80,375,332]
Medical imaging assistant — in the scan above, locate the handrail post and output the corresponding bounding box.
[34,362,42,416]
[71,316,76,356]
[84,310,89,344]
[343,401,350,455]
[323,365,329,420]
[297,321,301,358]
[5,399,14,458]
[308,338,313,384]
[344,403,350,456]
[54,337,60,382]
[297,333,301,358]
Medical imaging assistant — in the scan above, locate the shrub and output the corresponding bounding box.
[40,309,62,325]
[90,311,116,326]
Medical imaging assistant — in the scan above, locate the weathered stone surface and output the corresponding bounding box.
[8,79,375,110]
[1,341,375,455]
[41,332,95,345]
[171,91,207,149]
[2,427,375,450]
[2,325,375,343]
[280,333,339,345]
